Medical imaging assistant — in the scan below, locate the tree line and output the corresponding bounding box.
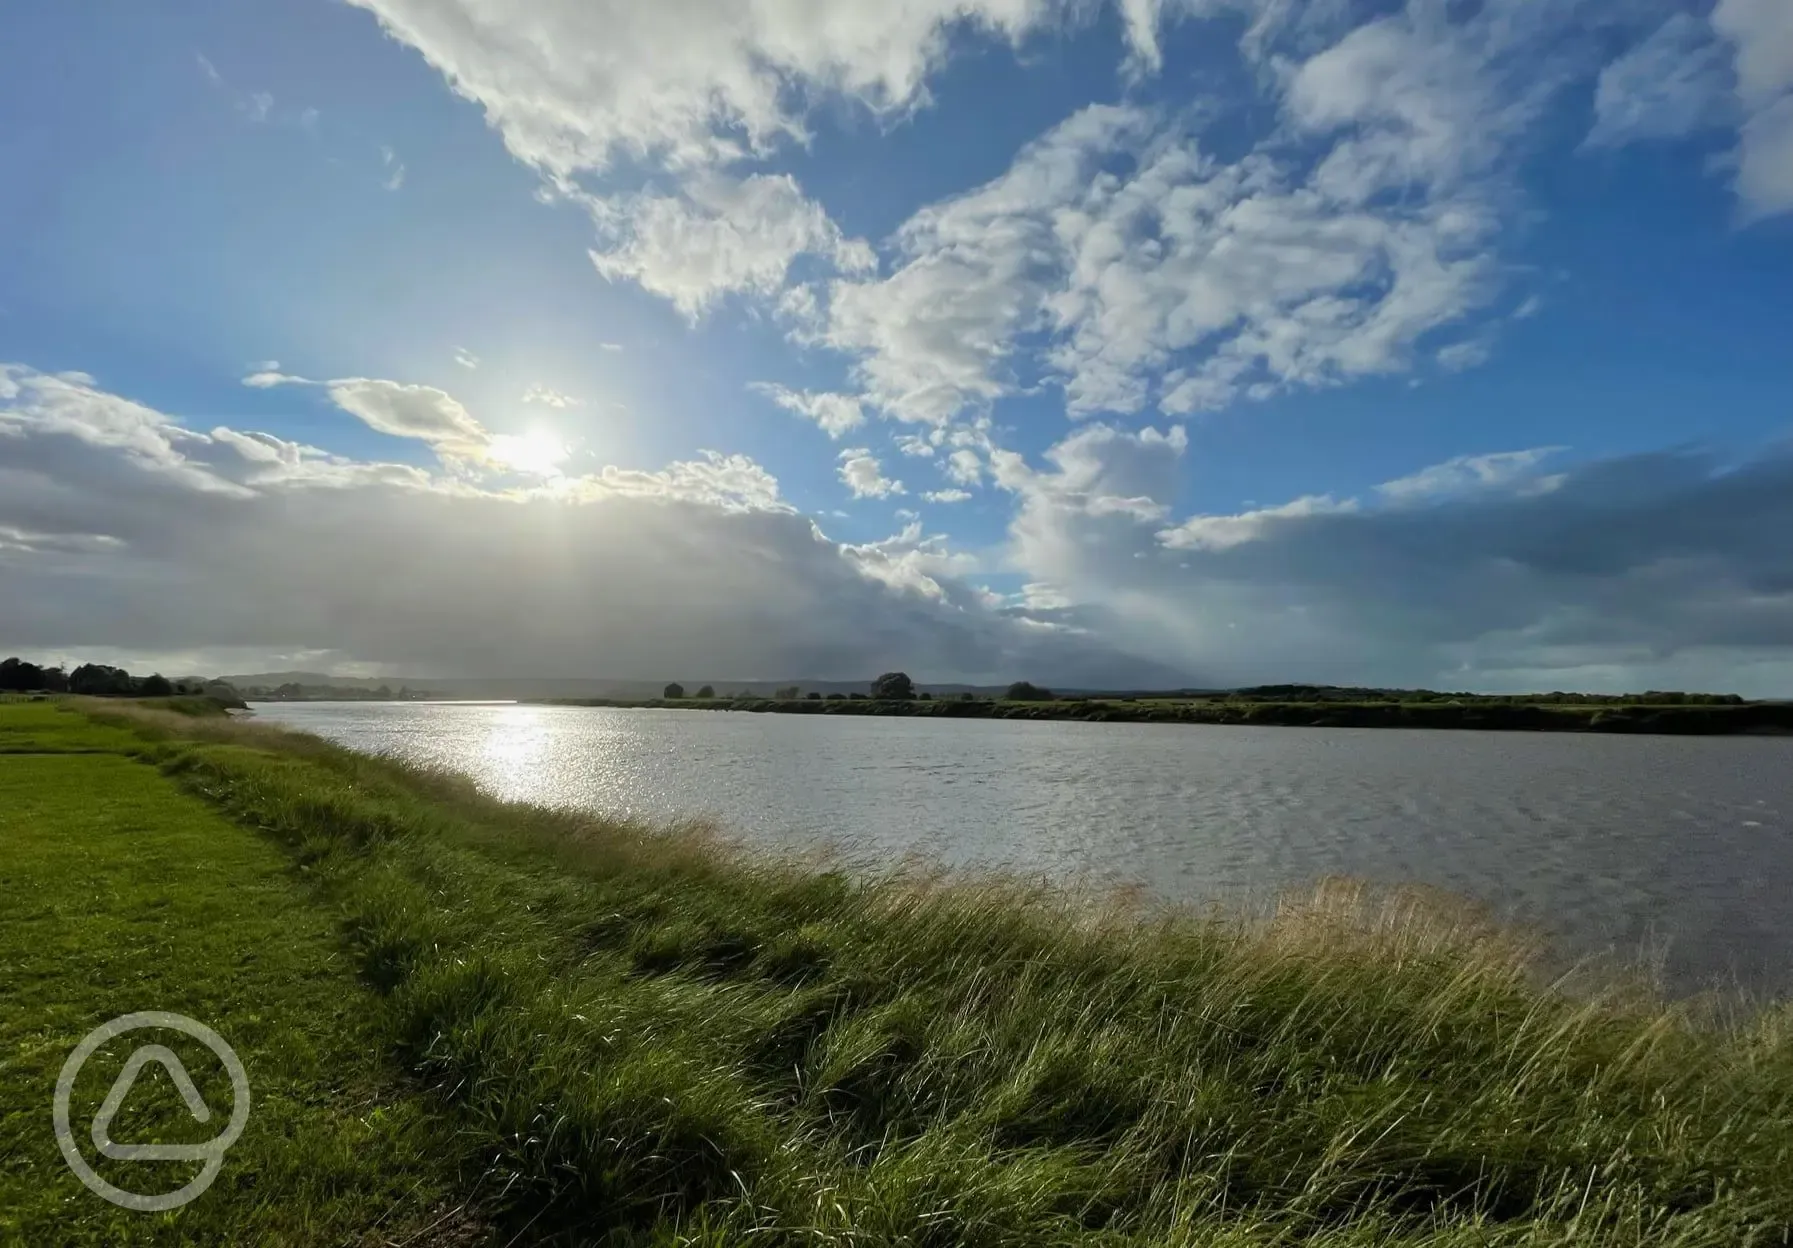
[658,674,1059,702]
[1200,685,1746,706]
[0,655,229,698]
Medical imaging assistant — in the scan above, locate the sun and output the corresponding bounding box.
[489,428,569,477]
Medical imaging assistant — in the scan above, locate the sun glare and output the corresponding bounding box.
[489,429,569,477]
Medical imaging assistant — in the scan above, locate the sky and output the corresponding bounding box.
[2,0,1791,692]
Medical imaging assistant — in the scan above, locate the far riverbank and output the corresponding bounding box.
[535,694,1793,735]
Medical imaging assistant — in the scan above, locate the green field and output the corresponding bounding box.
[0,708,480,1245]
[2,698,1791,1245]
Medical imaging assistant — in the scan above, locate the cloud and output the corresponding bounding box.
[1374,447,1565,503]
[1586,13,1733,149]
[589,173,876,319]
[11,362,1793,693]
[381,144,407,191]
[944,448,983,486]
[348,0,1094,325]
[823,106,1151,425]
[1159,494,1357,551]
[923,488,973,503]
[1,361,1168,685]
[241,369,493,463]
[1436,339,1494,372]
[355,0,1724,415]
[749,383,865,438]
[818,0,1573,428]
[242,369,307,389]
[837,448,904,498]
[1712,0,1793,218]
[993,422,1188,525]
[325,378,493,458]
[2,364,428,499]
[344,0,1084,179]
[995,420,1793,692]
[196,52,307,127]
[521,384,580,409]
[1055,2,1548,417]
[1588,2,1793,220]
[842,520,983,602]
[453,347,479,369]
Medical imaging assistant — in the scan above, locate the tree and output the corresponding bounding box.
[871,671,916,700]
[775,685,801,700]
[826,693,846,701]
[806,691,822,700]
[959,691,977,702]
[1005,681,1054,701]
[70,663,133,697]
[918,691,932,701]
[663,682,686,700]
[139,673,174,697]
[695,685,715,699]
[0,658,45,691]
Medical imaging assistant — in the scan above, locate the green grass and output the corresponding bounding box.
[5,700,1792,1245]
[0,698,148,753]
[0,723,483,1244]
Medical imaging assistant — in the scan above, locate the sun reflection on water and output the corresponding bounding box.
[476,704,556,799]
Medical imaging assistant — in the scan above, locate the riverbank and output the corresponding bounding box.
[540,694,1793,734]
[5,698,1792,1244]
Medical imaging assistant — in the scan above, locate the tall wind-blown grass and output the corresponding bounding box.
[86,703,1793,1245]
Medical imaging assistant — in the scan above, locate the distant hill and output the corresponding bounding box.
[220,671,399,690]
[218,673,1219,701]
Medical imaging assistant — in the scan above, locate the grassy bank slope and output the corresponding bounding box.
[0,710,479,1245]
[543,695,1793,735]
[20,699,1786,1245]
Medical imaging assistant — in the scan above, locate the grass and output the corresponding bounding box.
[0,719,483,1244]
[5,698,1793,1245]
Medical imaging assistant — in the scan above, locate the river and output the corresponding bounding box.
[252,701,1793,996]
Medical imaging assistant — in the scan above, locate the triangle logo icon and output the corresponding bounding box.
[90,1044,217,1162]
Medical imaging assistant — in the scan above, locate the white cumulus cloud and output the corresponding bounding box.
[589,173,875,320]
[837,448,904,498]
[522,384,580,409]
[749,383,865,438]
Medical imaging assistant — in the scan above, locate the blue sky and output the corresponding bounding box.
[2,0,1791,691]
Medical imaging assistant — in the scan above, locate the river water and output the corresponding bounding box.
[253,701,1793,996]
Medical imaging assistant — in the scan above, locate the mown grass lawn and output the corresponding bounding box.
[0,717,481,1245]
